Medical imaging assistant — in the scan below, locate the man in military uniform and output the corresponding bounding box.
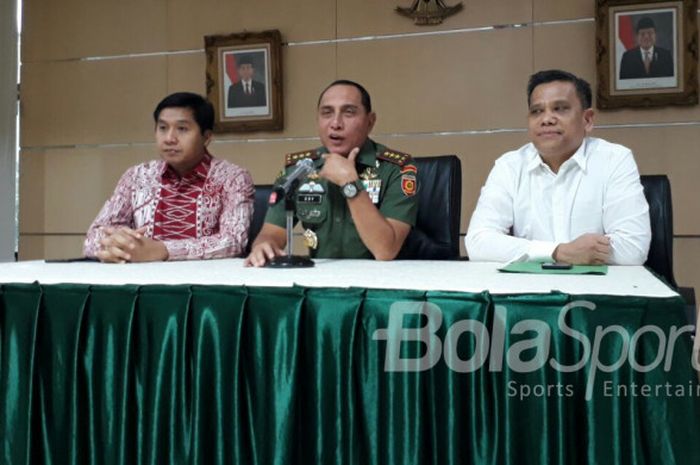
[244,80,418,266]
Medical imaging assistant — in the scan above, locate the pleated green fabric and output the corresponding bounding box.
[1,283,698,465]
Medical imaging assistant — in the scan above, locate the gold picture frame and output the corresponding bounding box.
[595,0,698,109]
[205,30,283,132]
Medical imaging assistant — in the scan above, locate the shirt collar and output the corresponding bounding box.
[526,138,589,173]
[569,138,589,171]
[641,46,655,57]
[355,138,377,167]
[161,151,212,181]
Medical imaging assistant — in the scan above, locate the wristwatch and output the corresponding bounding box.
[341,180,364,199]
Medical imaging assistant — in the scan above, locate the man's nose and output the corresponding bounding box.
[330,113,343,128]
[165,128,177,142]
[541,109,556,125]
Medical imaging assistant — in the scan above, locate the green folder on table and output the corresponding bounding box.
[498,261,608,275]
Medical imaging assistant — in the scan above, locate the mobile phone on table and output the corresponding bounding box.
[541,262,573,270]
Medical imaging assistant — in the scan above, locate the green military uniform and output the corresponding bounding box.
[264,138,418,258]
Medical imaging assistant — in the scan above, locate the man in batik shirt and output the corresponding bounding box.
[84,92,254,263]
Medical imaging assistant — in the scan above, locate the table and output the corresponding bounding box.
[1,260,698,465]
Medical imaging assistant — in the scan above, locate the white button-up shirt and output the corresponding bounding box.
[465,137,651,264]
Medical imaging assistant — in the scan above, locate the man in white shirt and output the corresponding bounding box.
[466,69,650,265]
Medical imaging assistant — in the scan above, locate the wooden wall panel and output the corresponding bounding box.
[533,0,593,21]
[18,235,86,261]
[337,28,533,134]
[166,0,336,51]
[338,0,531,37]
[18,236,45,261]
[165,52,207,97]
[278,44,337,137]
[22,0,167,62]
[533,22,596,85]
[21,58,167,147]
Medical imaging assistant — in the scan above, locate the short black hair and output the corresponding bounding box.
[237,55,254,67]
[636,17,656,32]
[317,79,372,113]
[527,69,592,109]
[153,92,214,134]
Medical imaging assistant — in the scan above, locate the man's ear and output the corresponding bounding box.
[203,130,213,146]
[583,108,594,133]
[367,112,377,132]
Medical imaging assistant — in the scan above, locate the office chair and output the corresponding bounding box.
[397,155,462,260]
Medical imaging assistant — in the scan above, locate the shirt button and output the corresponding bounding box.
[335,217,341,223]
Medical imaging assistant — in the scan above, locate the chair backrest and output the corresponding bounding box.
[640,175,677,287]
[246,184,274,255]
[397,155,462,260]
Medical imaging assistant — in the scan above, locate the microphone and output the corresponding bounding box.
[269,158,315,205]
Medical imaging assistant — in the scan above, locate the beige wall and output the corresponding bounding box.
[18,1,700,297]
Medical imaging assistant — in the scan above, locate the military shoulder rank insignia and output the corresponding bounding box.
[377,148,412,167]
[400,164,417,197]
[285,149,320,167]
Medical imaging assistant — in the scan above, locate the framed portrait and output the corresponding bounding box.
[595,0,698,109]
[205,30,283,132]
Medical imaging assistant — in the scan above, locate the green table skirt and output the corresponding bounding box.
[1,283,699,465]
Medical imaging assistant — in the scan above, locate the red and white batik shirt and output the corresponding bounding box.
[83,153,254,260]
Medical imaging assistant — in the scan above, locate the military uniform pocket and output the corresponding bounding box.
[296,193,327,224]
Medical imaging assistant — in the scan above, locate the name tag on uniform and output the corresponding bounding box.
[362,179,382,204]
[297,193,323,204]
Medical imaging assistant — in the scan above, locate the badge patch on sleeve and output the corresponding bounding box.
[400,165,417,197]
[401,174,416,196]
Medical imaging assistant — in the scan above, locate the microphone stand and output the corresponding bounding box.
[266,179,315,268]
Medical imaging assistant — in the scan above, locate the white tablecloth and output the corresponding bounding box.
[0,259,677,298]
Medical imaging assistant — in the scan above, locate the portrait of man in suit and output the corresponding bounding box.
[619,16,674,80]
[227,54,267,108]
